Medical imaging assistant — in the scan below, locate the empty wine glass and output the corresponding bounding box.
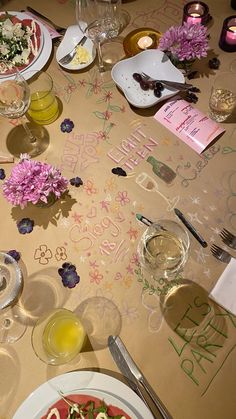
[0,252,26,343]
[0,61,49,157]
[75,0,120,72]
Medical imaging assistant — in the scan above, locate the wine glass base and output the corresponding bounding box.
[6,122,50,158]
[0,308,26,344]
[101,37,125,69]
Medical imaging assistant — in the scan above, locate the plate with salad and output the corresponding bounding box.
[12,371,154,419]
[0,11,52,80]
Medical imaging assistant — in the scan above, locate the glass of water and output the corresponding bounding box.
[138,220,190,279]
[209,72,236,122]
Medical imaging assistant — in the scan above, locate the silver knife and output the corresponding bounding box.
[108,336,173,419]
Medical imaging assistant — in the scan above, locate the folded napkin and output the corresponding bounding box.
[210,258,236,315]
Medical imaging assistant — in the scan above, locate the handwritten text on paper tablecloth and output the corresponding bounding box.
[168,296,236,396]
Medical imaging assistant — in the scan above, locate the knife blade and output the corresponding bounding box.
[108,336,173,419]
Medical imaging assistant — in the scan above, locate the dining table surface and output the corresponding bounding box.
[0,0,236,418]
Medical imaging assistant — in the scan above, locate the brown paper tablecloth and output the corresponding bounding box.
[1,0,236,418]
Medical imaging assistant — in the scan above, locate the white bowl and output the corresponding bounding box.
[111,49,185,108]
[56,24,96,71]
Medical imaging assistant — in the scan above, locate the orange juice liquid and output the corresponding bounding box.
[28,90,59,125]
[42,311,86,361]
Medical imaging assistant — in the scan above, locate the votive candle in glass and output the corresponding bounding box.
[182,1,210,25]
[219,16,236,52]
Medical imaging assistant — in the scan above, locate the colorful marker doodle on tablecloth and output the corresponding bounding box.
[107,124,159,172]
[167,294,236,396]
[176,144,221,188]
[34,244,53,265]
[131,0,188,29]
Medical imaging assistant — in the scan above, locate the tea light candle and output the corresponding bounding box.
[183,1,210,25]
[219,16,236,52]
[137,35,154,50]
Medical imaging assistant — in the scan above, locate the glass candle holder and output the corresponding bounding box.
[182,1,210,25]
[219,16,236,52]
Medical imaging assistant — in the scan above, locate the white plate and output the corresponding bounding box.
[13,371,154,419]
[0,11,52,81]
[111,49,185,108]
[56,24,96,71]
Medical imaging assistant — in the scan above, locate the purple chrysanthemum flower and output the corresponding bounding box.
[17,218,34,234]
[70,177,83,187]
[158,22,209,61]
[2,155,68,208]
[60,118,74,133]
[0,168,6,180]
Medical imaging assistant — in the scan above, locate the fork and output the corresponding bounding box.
[26,7,66,35]
[210,244,233,263]
[59,36,87,65]
[220,228,236,249]
[141,72,193,90]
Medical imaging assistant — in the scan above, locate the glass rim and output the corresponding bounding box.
[31,308,85,365]
[24,70,54,100]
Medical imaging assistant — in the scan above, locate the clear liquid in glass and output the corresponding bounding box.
[144,230,187,275]
[209,88,236,122]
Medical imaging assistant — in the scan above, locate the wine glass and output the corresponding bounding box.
[137,220,190,279]
[0,252,26,343]
[75,0,120,73]
[31,308,86,365]
[0,61,49,157]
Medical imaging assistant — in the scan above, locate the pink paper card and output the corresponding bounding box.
[154,97,225,154]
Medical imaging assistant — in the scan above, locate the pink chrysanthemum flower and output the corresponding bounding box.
[158,22,209,61]
[2,154,68,208]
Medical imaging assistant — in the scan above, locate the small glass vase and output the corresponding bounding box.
[168,53,195,76]
[35,193,57,208]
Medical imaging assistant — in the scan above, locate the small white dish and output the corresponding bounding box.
[111,49,185,108]
[56,24,96,70]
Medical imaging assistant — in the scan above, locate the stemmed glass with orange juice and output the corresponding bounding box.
[31,308,86,365]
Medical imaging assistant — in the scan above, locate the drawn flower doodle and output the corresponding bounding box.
[97,130,109,141]
[115,191,130,206]
[127,227,138,240]
[130,252,139,266]
[55,246,67,261]
[120,300,139,323]
[123,275,133,288]
[89,269,103,285]
[34,244,52,265]
[142,290,163,333]
[103,110,112,120]
[104,177,117,192]
[84,180,97,195]
[102,91,113,102]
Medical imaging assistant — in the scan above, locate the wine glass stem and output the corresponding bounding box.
[21,119,37,144]
[96,41,105,73]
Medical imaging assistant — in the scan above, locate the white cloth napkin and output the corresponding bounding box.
[210,258,236,315]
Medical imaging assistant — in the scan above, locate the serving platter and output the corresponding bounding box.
[111,49,185,108]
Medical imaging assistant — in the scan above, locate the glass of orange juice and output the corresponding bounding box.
[26,71,59,125]
[31,308,86,365]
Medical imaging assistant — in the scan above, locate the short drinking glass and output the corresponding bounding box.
[138,219,190,279]
[31,308,86,365]
[26,71,59,125]
[209,72,236,122]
